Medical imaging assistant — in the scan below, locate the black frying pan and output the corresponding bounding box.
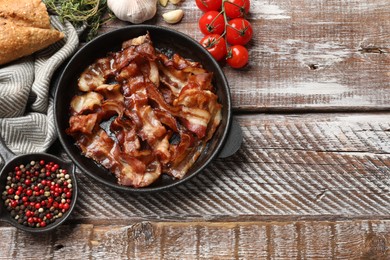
[54,25,241,192]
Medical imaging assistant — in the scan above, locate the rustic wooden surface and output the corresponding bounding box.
[2,220,390,259]
[1,0,390,259]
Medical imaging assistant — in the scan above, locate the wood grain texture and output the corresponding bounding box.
[24,113,388,222]
[1,221,390,259]
[101,0,390,112]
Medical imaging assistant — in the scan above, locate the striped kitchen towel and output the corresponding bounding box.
[0,17,79,155]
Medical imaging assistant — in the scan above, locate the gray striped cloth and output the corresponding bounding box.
[0,17,79,155]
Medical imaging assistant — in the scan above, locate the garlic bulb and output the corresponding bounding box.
[108,0,158,24]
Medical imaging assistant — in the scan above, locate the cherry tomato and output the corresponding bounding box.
[226,18,253,45]
[198,11,225,35]
[226,45,249,68]
[223,0,250,18]
[196,0,223,12]
[200,34,227,61]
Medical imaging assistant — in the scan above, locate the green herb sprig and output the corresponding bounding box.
[43,0,111,41]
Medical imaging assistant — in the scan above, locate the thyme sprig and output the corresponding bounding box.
[43,0,111,41]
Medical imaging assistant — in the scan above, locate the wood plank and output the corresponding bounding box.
[0,227,16,259]
[268,222,299,259]
[197,223,237,259]
[91,225,130,259]
[300,222,333,259]
[39,113,390,222]
[100,0,390,111]
[52,224,93,259]
[0,225,93,260]
[11,231,52,259]
[334,221,370,259]
[2,221,390,259]
[160,224,198,259]
[237,224,268,258]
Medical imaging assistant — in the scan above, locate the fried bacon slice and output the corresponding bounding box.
[67,33,222,188]
[78,56,117,92]
[67,113,99,135]
[70,92,103,115]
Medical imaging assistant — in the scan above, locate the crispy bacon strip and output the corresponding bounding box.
[78,56,116,92]
[67,114,98,135]
[70,92,103,115]
[67,33,222,187]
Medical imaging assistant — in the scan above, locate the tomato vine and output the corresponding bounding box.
[197,0,252,68]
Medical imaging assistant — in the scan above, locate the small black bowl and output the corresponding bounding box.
[0,137,78,233]
[54,25,241,192]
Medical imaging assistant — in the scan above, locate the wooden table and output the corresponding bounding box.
[1,0,390,259]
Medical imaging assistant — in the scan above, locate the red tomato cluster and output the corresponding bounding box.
[196,0,252,68]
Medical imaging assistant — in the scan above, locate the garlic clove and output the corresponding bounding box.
[162,9,184,24]
[159,0,169,6]
[169,0,182,4]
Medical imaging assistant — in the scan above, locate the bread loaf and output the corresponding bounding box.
[0,0,64,65]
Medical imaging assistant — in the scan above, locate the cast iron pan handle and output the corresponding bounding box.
[0,135,15,221]
[218,118,243,158]
[0,135,15,166]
